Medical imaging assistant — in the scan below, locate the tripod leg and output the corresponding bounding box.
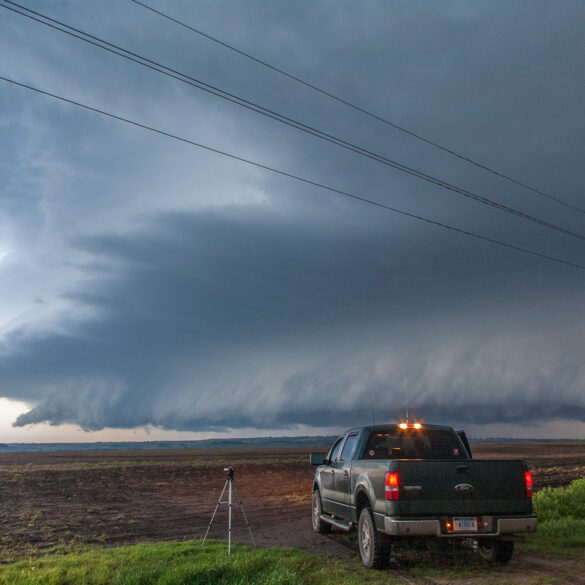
[233,483,256,547]
[228,478,232,556]
[201,479,229,547]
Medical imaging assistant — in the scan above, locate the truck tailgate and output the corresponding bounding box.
[394,460,532,517]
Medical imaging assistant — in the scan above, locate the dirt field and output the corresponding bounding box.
[1,442,585,582]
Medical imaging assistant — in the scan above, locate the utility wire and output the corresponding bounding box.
[2,0,585,244]
[1,74,584,272]
[129,0,585,216]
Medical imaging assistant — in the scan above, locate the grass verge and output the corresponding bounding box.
[0,540,401,585]
[523,477,585,558]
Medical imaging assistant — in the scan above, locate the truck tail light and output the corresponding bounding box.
[525,471,533,499]
[385,472,400,501]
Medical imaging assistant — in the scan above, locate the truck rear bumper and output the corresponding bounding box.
[382,515,538,537]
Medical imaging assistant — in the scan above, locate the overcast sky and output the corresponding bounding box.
[1,0,584,442]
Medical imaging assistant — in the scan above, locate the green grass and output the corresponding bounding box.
[533,477,585,521]
[0,541,401,585]
[524,477,585,557]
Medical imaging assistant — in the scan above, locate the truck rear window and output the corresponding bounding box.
[360,428,467,460]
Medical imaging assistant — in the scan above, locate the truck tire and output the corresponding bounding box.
[477,540,514,563]
[311,490,331,534]
[358,507,391,569]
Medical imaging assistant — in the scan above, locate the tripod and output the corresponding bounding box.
[201,466,255,555]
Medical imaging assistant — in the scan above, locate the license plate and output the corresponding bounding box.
[453,517,477,532]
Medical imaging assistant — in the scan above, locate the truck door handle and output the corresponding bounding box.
[456,465,470,473]
[344,470,349,478]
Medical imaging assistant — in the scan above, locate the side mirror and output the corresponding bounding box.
[310,453,324,465]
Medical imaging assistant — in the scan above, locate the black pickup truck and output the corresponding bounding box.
[310,423,537,569]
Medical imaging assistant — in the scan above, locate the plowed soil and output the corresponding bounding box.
[1,442,584,582]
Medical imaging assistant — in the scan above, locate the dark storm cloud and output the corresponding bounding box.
[1,208,583,432]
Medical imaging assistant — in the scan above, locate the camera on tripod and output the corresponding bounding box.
[202,464,254,554]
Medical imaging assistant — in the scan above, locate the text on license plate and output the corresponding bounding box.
[453,517,478,532]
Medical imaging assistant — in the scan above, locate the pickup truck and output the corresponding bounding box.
[310,423,537,569]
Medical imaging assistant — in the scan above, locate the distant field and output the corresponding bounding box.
[0,436,339,453]
[1,443,585,584]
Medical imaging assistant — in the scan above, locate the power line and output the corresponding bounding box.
[2,1,585,244]
[1,73,584,272]
[129,0,585,216]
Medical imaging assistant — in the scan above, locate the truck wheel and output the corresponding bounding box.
[358,507,391,569]
[477,540,514,563]
[312,490,331,534]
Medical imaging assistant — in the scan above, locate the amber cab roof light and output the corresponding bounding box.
[399,422,423,429]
